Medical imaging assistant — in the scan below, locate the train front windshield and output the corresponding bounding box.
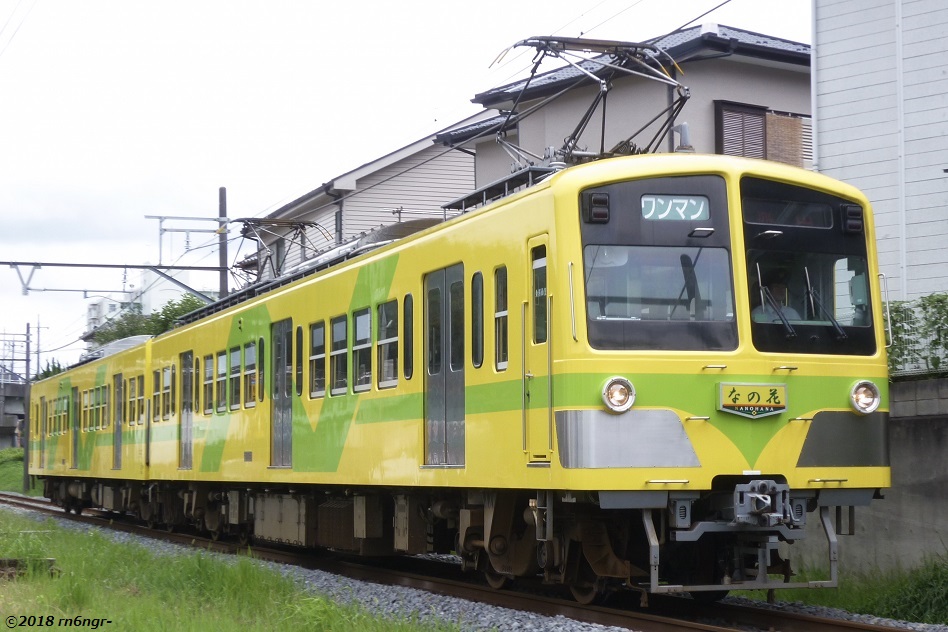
[742,177,876,355]
[579,173,877,356]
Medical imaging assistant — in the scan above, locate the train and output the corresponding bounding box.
[29,153,890,603]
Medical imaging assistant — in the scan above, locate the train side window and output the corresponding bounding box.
[216,351,227,412]
[152,372,161,422]
[137,373,145,424]
[330,315,348,396]
[353,308,372,393]
[127,378,136,425]
[309,322,326,398]
[495,266,508,370]
[378,300,398,389]
[472,272,484,368]
[202,356,213,415]
[171,365,176,417]
[427,286,442,375]
[229,346,241,410]
[449,280,464,371]
[295,326,304,397]
[404,294,414,380]
[162,366,172,420]
[244,341,257,407]
[193,357,200,414]
[258,337,265,402]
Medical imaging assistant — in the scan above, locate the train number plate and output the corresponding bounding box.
[718,383,787,419]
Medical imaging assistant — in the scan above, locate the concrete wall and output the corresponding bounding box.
[796,377,948,576]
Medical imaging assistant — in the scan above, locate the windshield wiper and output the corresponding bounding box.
[760,285,797,338]
[804,266,848,339]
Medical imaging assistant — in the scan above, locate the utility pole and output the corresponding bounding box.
[23,323,31,493]
[219,187,229,299]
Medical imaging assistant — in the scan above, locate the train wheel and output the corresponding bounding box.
[569,580,602,605]
[484,565,510,590]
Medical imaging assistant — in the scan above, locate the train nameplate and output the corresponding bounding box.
[718,383,787,419]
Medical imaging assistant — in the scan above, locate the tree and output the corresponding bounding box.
[90,294,206,345]
[33,359,66,380]
[148,293,207,335]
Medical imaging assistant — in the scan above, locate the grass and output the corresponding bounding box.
[0,448,40,496]
[735,559,948,625]
[0,509,464,632]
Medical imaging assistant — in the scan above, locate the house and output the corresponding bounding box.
[247,112,494,283]
[439,24,812,190]
[813,0,948,301]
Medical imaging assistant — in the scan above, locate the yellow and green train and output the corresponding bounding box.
[29,154,889,602]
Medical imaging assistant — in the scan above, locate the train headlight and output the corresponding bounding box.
[850,380,881,414]
[602,377,635,413]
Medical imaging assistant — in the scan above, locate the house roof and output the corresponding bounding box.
[264,110,495,221]
[469,24,809,110]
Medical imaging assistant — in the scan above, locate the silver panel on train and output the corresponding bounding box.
[555,409,699,468]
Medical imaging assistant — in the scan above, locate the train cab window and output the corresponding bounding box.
[216,352,227,412]
[202,355,213,415]
[404,294,414,380]
[244,341,257,407]
[353,308,372,393]
[378,300,398,388]
[494,266,508,370]
[229,346,241,410]
[309,322,326,398]
[532,247,548,344]
[330,316,348,396]
[472,273,484,368]
[171,365,176,416]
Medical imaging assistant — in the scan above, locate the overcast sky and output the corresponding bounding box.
[0,0,811,370]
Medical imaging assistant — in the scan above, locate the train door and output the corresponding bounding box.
[424,264,465,466]
[271,318,293,467]
[179,351,193,470]
[71,387,79,469]
[113,374,124,470]
[524,237,552,463]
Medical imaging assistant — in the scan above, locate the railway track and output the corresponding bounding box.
[0,492,917,632]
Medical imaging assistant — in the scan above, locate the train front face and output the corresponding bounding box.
[569,160,889,594]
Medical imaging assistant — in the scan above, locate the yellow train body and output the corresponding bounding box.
[29,154,889,598]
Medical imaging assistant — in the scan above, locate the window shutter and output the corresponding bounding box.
[722,108,765,158]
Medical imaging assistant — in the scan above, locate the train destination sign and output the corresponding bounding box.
[641,194,710,221]
[718,383,788,419]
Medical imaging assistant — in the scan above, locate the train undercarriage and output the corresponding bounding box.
[41,475,852,604]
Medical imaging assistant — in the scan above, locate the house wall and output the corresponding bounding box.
[815,0,948,300]
[258,143,473,282]
[343,144,473,238]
